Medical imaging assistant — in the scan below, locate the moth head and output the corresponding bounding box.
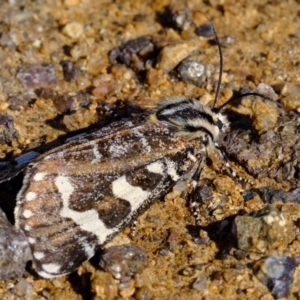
[149,96,228,146]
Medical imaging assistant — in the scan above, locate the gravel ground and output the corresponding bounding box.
[0,0,300,299]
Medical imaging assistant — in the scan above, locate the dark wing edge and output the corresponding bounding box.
[0,117,144,184]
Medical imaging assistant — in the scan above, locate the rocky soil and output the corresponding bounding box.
[0,0,300,299]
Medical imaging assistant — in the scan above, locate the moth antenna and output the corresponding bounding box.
[201,15,223,109]
[200,16,278,113]
[216,92,278,111]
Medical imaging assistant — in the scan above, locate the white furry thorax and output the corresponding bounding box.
[149,96,228,142]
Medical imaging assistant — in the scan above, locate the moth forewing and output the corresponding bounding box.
[14,119,204,278]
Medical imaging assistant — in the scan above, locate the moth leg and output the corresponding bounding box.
[189,159,206,226]
[214,142,253,185]
[129,220,138,239]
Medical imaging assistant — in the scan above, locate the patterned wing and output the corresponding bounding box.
[0,118,140,184]
[15,121,203,278]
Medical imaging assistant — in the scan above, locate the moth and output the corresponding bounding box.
[0,18,268,278]
[11,96,228,278]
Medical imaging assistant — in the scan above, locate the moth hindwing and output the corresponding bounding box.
[15,99,224,278]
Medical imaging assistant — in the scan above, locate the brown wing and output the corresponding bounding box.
[15,120,203,278]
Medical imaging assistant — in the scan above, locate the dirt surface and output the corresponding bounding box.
[0,0,300,299]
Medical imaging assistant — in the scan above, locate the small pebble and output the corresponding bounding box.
[253,255,296,298]
[0,209,32,279]
[91,271,118,300]
[119,279,135,298]
[177,56,209,86]
[196,23,214,37]
[279,83,300,111]
[62,21,84,39]
[157,42,198,73]
[99,244,148,280]
[158,6,193,31]
[255,83,278,100]
[241,84,279,132]
[192,275,208,291]
[52,91,91,113]
[196,185,214,202]
[242,190,257,201]
[219,35,237,47]
[233,204,294,253]
[135,286,153,300]
[12,279,34,298]
[109,36,154,71]
[0,114,19,144]
[169,7,193,31]
[17,64,58,88]
[181,266,196,277]
[60,60,79,82]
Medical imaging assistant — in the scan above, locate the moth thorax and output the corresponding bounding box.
[151,97,227,142]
